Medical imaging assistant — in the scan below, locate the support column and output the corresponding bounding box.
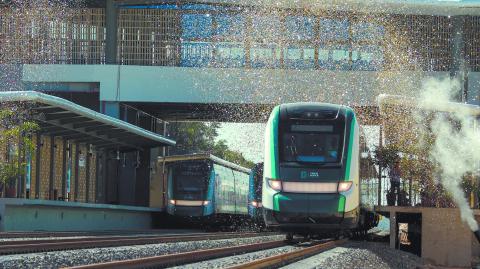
[451,16,467,102]
[389,211,397,249]
[378,125,383,206]
[49,136,55,200]
[85,146,91,203]
[74,142,79,202]
[35,133,41,199]
[105,0,118,65]
[61,139,67,200]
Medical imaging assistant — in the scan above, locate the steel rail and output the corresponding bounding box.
[227,239,348,269]
[64,240,287,269]
[0,232,274,255]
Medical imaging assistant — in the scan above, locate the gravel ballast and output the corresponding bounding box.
[281,241,422,269]
[0,235,283,269]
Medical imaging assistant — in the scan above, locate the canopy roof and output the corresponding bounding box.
[0,91,176,150]
[158,153,251,174]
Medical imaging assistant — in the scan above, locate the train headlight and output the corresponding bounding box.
[203,201,210,206]
[338,181,353,192]
[251,201,263,208]
[169,199,176,205]
[268,179,282,191]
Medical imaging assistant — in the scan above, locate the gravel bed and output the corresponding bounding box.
[169,245,300,269]
[281,241,422,269]
[0,235,283,269]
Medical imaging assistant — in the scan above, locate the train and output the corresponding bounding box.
[159,153,251,220]
[248,162,264,221]
[262,102,378,240]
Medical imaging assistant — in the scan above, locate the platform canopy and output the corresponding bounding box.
[0,91,176,150]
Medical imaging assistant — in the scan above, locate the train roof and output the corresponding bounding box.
[158,153,251,174]
[279,102,354,112]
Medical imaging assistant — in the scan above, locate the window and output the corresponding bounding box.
[352,45,384,71]
[215,42,245,67]
[285,16,315,41]
[216,14,245,39]
[250,44,281,68]
[284,47,315,69]
[281,122,344,164]
[352,22,385,41]
[319,19,349,41]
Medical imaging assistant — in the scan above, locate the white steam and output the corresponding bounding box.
[418,77,479,232]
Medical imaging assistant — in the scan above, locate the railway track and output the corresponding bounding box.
[64,239,346,269]
[0,232,274,255]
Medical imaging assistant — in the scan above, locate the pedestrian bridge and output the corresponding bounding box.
[22,64,478,123]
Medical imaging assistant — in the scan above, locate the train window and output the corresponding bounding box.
[171,162,210,200]
[281,122,344,164]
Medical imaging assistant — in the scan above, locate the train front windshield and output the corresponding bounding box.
[172,162,210,200]
[281,122,344,164]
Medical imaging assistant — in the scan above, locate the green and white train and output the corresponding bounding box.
[262,103,378,239]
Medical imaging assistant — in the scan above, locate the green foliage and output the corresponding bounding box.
[0,107,39,185]
[168,122,255,169]
[213,140,255,169]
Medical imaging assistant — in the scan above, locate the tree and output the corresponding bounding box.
[167,122,255,169]
[0,107,39,197]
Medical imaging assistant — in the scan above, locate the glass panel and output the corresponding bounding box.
[181,41,213,67]
[284,47,315,69]
[215,42,245,67]
[216,14,245,39]
[182,14,213,39]
[282,132,342,163]
[251,16,281,41]
[352,45,384,71]
[319,19,349,41]
[250,44,281,68]
[285,16,315,40]
[172,161,210,200]
[352,22,385,41]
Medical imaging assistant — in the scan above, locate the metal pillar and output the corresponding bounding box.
[49,136,55,200]
[74,143,80,202]
[61,139,67,200]
[377,125,383,206]
[105,0,118,65]
[85,146,91,203]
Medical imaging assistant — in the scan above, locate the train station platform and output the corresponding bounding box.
[375,206,480,267]
[0,198,163,232]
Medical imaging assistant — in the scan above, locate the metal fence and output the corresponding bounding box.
[0,8,105,64]
[1,5,478,72]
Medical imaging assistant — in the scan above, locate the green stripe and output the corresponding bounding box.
[268,106,280,179]
[337,195,346,212]
[273,193,291,211]
[344,110,356,181]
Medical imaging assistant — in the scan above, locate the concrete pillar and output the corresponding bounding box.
[105,0,118,65]
[451,16,467,102]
